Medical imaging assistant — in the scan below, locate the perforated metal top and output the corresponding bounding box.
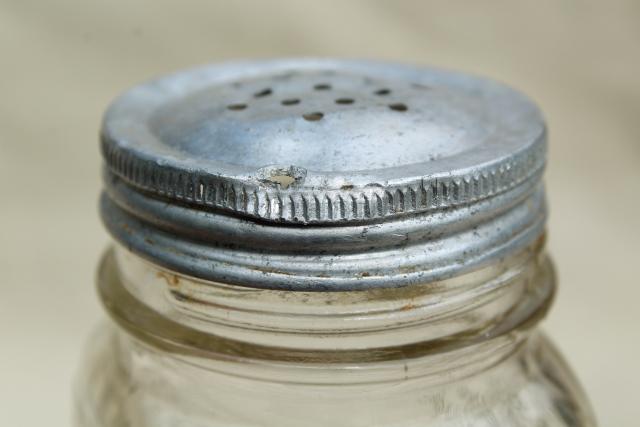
[101,59,546,224]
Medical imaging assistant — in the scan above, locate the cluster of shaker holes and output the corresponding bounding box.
[226,83,409,121]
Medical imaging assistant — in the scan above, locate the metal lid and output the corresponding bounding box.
[100,59,547,290]
[101,59,545,224]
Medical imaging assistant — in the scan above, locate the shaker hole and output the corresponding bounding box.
[389,103,408,112]
[335,98,354,105]
[303,112,324,121]
[374,88,391,96]
[227,103,247,111]
[281,98,300,106]
[254,88,272,98]
[314,83,331,91]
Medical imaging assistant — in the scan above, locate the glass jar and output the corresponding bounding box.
[75,59,596,426]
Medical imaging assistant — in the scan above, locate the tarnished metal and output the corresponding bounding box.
[100,59,547,291]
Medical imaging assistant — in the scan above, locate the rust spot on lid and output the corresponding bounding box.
[156,271,180,286]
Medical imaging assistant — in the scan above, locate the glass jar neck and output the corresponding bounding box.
[98,235,553,384]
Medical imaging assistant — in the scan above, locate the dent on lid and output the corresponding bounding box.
[101,59,546,224]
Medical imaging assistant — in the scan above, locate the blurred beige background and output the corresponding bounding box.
[1,1,638,425]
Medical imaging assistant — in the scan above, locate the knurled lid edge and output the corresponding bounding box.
[101,134,545,224]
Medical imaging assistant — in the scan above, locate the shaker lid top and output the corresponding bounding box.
[101,59,546,224]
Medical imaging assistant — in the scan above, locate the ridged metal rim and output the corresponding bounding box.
[101,142,544,224]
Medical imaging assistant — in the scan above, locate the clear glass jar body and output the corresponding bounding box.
[74,242,596,427]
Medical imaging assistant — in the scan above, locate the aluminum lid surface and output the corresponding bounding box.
[101,59,546,224]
